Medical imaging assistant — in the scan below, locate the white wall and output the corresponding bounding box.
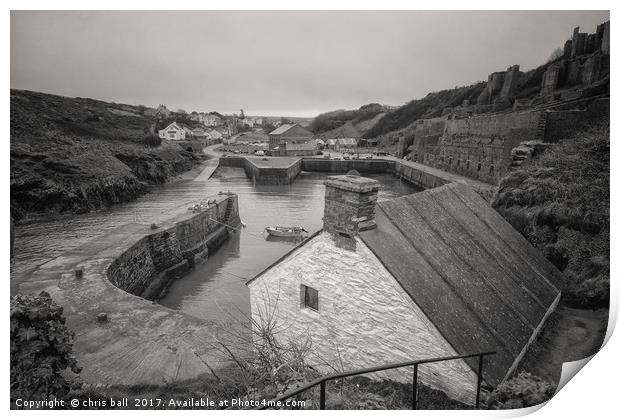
[249,232,478,405]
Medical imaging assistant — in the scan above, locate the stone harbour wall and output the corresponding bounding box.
[244,158,302,184]
[107,193,240,300]
[301,158,393,174]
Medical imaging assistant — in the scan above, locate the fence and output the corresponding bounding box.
[258,351,495,410]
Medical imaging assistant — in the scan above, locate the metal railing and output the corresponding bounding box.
[258,351,495,410]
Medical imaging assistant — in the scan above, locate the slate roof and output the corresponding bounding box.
[268,124,297,135]
[358,182,562,386]
[285,139,320,151]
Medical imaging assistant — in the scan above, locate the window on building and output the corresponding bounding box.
[301,285,319,311]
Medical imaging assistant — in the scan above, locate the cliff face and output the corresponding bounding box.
[10,90,205,221]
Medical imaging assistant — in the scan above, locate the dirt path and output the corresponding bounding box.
[518,305,608,384]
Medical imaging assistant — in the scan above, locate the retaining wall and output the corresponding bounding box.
[218,156,493,196]
[545,98,609,141]
[106,194,240,300]
[301,158,393,174]
[244,158,302,184]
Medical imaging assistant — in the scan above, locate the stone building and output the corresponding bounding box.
[247,174,562,405]
[541,20,610,96]
[268,123,314,150]
[476,65,520,107]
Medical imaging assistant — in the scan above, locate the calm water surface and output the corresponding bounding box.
[12,162,421,326]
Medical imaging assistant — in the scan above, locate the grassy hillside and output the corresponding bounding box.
[492,121,610,309]
[10,89,205,221]
[311,56,571,142]
[364,83,485,138]
[308,103,387,136]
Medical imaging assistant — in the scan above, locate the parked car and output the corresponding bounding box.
[254,150,265,156]
[234,150,240,154]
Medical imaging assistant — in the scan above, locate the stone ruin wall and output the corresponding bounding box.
[107,194,240,300]
[408,97,609,184]
[541,21,610,98]
[544,98,609,142]
[423,112,540,184]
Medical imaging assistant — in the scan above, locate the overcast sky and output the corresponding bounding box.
[11,10,609,117]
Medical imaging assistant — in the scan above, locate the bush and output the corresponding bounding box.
[11,292,81,404]
[143,133,162,147]
[486,373,556,409]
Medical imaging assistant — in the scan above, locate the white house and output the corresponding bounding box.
[204,114,223,127]
[247,175,562,405]
[240,118,255,128]
[158,122,187,141]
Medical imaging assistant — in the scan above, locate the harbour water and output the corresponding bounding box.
[12,161,422,325]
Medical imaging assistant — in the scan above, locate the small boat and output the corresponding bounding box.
[265,226,308,238]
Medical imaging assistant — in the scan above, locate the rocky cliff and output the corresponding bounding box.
[10,90,206,221]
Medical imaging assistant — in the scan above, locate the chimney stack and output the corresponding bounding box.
[323,173,380,237]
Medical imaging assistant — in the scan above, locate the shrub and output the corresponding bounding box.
[143,133,162,147]
[486,373,556,409]
[11,292,81,404]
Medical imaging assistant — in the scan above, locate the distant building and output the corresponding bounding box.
[268,123,314,149]
[190,125,209,139]
[144,104,171,118]
[240,118,255,128]
[248,176,562,405]
[188,113,224,127]
[205,128,223,142]
[158,122,187,141]
[204,114,223,127]
[281,139,320,156]
[179,123,195,139]
[326,138,358,151]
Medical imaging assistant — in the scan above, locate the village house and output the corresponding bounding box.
[334,138,358,151]
[144,104,171,118]
[204,113,223,127]
[240,117,255,128]
[268,123,314,149]
[247,174,562,405]
[190,125,209,139]
[158,121,187,141]
[279,139,320,156]
[179,123,195,139]
[205,128,223,142]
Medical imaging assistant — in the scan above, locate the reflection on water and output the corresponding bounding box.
[12,165,422,325]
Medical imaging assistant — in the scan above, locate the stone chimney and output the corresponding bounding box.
[323,173,380,237]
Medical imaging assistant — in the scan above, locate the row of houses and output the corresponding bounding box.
[265,124,374,156]
[189,112,224,127]
[158,122,225,142]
